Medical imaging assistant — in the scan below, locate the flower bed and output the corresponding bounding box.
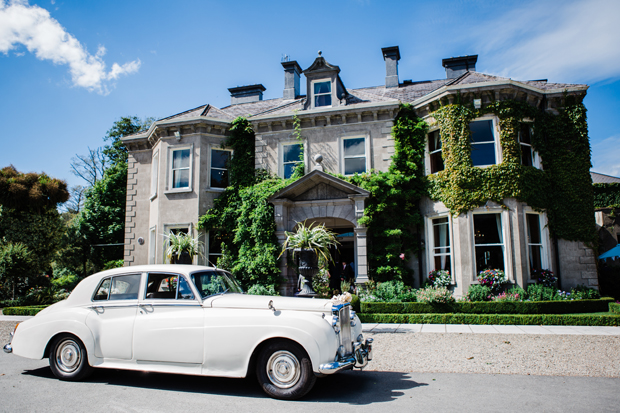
[359,312,620,326]
[361,298,615,315]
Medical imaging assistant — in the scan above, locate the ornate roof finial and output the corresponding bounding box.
[318,50,322,57]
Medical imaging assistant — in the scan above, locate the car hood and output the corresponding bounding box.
[206,294,335,312]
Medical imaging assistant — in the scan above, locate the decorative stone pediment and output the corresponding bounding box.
[269,170,369,202]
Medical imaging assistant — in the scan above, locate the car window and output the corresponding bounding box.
[93,274,140,301]
[146,273,195,300]
[191,270,243,298]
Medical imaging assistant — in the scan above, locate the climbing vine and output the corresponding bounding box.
[427,97,594,243]
[593,183,620,208]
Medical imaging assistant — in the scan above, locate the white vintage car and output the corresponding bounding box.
[3,264,372,399]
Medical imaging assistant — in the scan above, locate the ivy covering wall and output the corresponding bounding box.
[428,97,595,243]
[593,183,620,208]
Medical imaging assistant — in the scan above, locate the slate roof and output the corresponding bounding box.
[591,172,620,184]
[149,71,587,125]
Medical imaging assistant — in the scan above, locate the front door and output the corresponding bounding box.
[85,273,142,360]
[133,272,204,364]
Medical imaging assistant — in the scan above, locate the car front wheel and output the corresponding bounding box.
[256,340,316,400]
[49,334,93,381]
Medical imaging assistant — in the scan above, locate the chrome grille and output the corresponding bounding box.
[339,304,353,355]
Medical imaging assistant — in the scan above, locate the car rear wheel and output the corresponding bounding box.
[49,334,93,381]
[256,340,316,400]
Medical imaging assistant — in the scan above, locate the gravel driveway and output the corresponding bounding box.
[2,320,618,378]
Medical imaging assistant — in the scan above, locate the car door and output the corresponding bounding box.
[133,272,204,364]
[85,273,142,360]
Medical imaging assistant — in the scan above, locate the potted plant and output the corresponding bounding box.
[280,221,339,297]
[164,232,203,264]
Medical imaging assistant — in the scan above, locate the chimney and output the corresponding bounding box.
[382,46,400,88]
[281,60,302,100]
[442,55,478,79]
[228,84,266,105]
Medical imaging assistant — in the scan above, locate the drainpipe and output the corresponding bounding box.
[554,236,562,291]
[417,224,424,287]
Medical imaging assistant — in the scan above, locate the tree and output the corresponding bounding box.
[0,241,33,300]
[70,147,108,186]
[63,185,86,214]
[103,116,155,166]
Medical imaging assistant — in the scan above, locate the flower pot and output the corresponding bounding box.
[295,249,318,297]
[171,251,193,265]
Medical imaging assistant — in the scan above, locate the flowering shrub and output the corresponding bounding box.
[428,270,451,288]
[415,286,455,304]
[569,284,601,300]
[477,269,508,293]
[532,269,557,288]
[466,284,493,301]
[492,292,521,302]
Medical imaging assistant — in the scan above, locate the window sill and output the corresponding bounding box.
[164,188,193,195]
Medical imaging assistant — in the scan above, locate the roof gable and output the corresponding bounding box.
[269,170,369,202]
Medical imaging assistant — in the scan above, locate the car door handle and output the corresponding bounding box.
[91,306,104,314]
[138,303,153,314]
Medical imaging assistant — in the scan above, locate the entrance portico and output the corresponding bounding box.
[269,170,370,296]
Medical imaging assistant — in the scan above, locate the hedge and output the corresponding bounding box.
[2,306,48,316]
[361,298,614,315]
[358,313,620,326]
[610,302,620,314]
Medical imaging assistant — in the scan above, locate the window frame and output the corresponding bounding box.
[471,209,513,281]
[311,79,332,109]
[144,272,198,301]
[279,140,305,179]
[524,210,550,281]
[148,226,157,265]
[469,117,501,167]
[150,150,159,200]
[166,144,193,193]
[162,223,193,264]
[425,214,454,284]
[92,273,142,302]
[428,129,444,174]
[518,123,541,169]
[340,135,369,176]
[208,145,232,190]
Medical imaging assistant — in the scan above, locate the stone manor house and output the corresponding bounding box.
[121,46,596,296]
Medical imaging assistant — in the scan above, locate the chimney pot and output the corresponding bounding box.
[382,46,401,88]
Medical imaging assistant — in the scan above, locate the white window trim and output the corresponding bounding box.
[162,223,193,264]
[519,123,542,169]
[470,116,502,167]
[524,209,550,281]
[425,214,455,284]
[150,150,159,201]
[279,140,306,178]
[208,145,233,191]
[426,127,443,175]
[470,208,514,282]
[340,135,370,176]
[148,226,157,264]
[166,144,194,193]
[206,230,222,267]
[311,79,333,109]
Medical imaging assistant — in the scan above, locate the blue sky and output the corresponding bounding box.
[1,0,619,191]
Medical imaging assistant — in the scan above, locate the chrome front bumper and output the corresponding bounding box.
[318,338,373,375]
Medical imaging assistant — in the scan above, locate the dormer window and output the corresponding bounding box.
[314,81,331,107]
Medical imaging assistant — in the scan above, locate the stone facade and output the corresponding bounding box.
[122,46,597,294]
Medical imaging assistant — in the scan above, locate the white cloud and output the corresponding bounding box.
[474,0,620,83]
[0,0,140,94]
[591,135,620,177]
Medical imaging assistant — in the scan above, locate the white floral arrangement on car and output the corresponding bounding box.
[331,291,352,304]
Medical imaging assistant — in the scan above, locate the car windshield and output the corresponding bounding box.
[190,270,243,298]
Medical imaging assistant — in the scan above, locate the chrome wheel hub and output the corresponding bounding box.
[266,350,300,389]
[56,339,81,373]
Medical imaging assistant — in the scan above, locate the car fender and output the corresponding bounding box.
[202,308,339,378]
[11,307,97,364]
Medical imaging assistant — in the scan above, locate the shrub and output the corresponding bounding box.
[246,284,279,296]
[103,259,124,270]
[610,302,620,314]
[372,280,417,302]
[507,286,527,299]
[467,284,492,302]
[477,269,508,293]
[570,284,600,300]
[51,267,79,291]
[416,286,455,304]
[527,284,557,301]
[492,292,521,302]
[428,270,451,288]
[532,269,557,288]
[350,294,361,313]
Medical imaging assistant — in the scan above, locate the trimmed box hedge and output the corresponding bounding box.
[2,306,48,316]
[610,302,620,314]
[358,312,620,326]
[361,298,615,315]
